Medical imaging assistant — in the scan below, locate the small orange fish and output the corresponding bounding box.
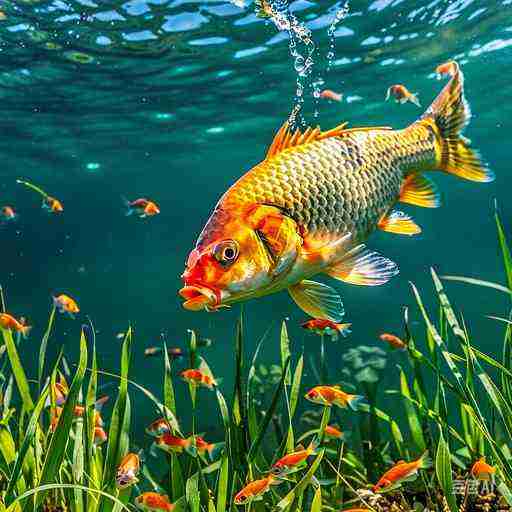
[43,196,64,213]
[195,436,216,456]
[144,346,162,357]
[271,440,318,474]
[50,406,63,431]
[135,492,175,512]
[372,452,432,492]
[153,432,193,454]
[301,319,352,340]
[53,294,79,318]
[234,475,280,505]
[125,198,160,219]
[116,452,140,488]
[1,206,18,222]
[45,374,69,407]
[379,333,407,350]
[305,385,365,410]
[324,424,344,439]
[94,426,108,445]
[385,84,420,107]
[0,313,31,338]
[181,369,217,389]
[436,61,458,79]
[168,347,184,358]
[146,417,172,437]
[471,457,495,480]
[320,90,343,102]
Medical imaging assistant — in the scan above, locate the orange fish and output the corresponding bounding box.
[436,61,458,79]
[168,347,184,359]
[385,84,420,107]
[234,475,280,505]
[301,318,351,340]
[305,385,365,410]
[1,206,18,222]
[135,492,175,512]
[379,333,407,350]
[146,417,172,437]
[195,436,216,456]
[45,373,69,407]
[324,424,344,439]
[94,426,108,445]
[50,406,63,431]
[53,294,79,318]
[0,313,31,338]
[179,63,489,320]
[181,369,217,389]
[320,90,343,102]
[125,198,160,218]
[372,452,432,492]
[153,432,194,454]
[116,452,140,488]
[471,457,495,480]
[43,196,64,213]
[271,440,318,474]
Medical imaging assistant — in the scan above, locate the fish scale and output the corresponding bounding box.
[224,127,433,244]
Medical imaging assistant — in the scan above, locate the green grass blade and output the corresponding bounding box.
[311,486,322,512]
[38,306,56,389]
[495,206,512,290]
[16,179,49,198]
[170,454,185,501]
[0,327,34,411]
[216,454,229,512]
[163,342,177,416]
[186,472,200,512]
[441,275,511,295]
[37,330,88,505]
[399,368,426,452]
[289,355,303,419]
[280,321,291,385]
[435,430,457,512]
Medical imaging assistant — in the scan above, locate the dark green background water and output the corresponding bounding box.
[1,0,511,440]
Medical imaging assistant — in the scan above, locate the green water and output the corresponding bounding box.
[1,0,511,441]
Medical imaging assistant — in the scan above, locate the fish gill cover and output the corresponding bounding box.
[0,0,512,510]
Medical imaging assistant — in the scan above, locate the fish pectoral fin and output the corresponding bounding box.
[378,210,421,236]
[400,173,441,208]
[288,280,344,322]
[325,244,399,286]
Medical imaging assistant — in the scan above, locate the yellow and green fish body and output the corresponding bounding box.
[180,62,492,320]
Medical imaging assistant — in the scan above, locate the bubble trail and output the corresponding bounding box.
[326,1,350,75]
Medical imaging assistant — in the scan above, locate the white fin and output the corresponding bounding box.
[288,280,344,322]
[325,244,399,286]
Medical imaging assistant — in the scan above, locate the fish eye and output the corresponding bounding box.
[213,240,239,267]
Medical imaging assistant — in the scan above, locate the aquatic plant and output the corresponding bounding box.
[2,210,512,511]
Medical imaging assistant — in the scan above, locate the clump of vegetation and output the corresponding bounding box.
[1,210,512,512]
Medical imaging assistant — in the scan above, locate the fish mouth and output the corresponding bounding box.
[179,285,221,311]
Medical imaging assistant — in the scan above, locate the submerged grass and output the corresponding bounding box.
[2,211,512,511]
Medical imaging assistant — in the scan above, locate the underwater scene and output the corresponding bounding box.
[1,0,512,510]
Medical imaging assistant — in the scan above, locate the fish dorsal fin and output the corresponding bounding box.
[198,356,215,380]
[266,122,349,159]
[295,444,305,451]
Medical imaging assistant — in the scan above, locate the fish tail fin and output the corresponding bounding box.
[335,322,352,337]
[417,451,432,469]
[307,438,320,455]
[346,394,367,412]
[121,196,133,216]
[21,325,32,339]
[421,61,493,183]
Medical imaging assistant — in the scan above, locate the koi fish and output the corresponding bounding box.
[372,452,432,492]
[436,61,458,79]
[1,206,17,223]
[94,426,108,445]
[471,457,495,480]
[271,440,318,474]
[153,432,194,454]
[135,492,175,512]
[385,84,421,107]
[125,198,160,218]
[43,196,64,213]
[116,452,140,488]
[0,313,31,338]
[180,62,490,320]
[305,385,365,410]
[324,424,344,439]
[234,475,280,505]
[301,318,352,340]
[181,369,217,389]
[146,418,172,437]
[53,294,79,318]
[379,333,407,350]
[320,90,343,102]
